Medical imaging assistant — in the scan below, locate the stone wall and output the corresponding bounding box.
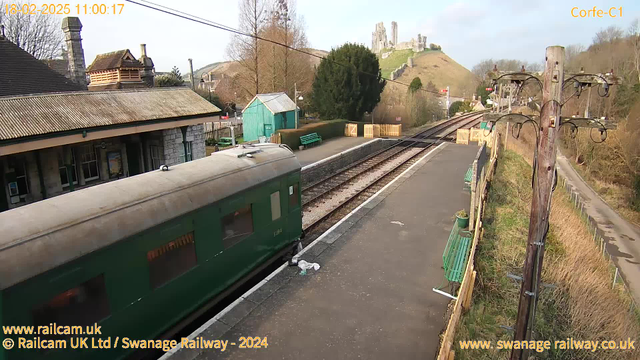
[390,63,408,81]
[162,124,206,166]
[301,139,397,188]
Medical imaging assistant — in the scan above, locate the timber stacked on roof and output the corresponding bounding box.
[86,49,146,90]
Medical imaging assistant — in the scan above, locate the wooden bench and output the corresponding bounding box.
[442,220,472,284]
[463,165,473,192]
[218,137,234,147]
[300,133,322,148]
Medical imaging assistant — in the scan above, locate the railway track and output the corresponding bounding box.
[301,112,483,242]
[145,113,484,359]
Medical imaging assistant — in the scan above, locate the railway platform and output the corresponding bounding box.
[165,142,479,360]
[295,136,372,167]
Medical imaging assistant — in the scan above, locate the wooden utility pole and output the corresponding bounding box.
[510,46,564,360]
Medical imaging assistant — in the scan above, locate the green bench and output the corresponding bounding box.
[463,165,473,192]
[218,137,234,147]
[300,133,322,148]
[442,220,472,284]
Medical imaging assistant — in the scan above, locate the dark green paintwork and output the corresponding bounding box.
[1,171,302,360]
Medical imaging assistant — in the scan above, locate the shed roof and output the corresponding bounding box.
[0,36,84,97]
[0,88,221,141]
[86,49,143,72]
[243,92,297,115]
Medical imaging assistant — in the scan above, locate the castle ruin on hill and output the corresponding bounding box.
[371,21,426,54]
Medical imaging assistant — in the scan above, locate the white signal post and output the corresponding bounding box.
[445,86,450,118]
[294,83,303,129]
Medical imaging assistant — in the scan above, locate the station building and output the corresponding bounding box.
[0,18,221,212]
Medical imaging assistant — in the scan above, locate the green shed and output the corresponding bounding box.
[242,92,298,142]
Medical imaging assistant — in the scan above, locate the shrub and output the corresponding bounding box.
[205,138,217,146]
[278,120,347,149]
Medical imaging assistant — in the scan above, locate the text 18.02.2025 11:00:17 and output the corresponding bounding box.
[3,3,124,15]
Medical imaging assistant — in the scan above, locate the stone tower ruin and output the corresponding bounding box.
[371,22,388,54]
[390,21,398,47]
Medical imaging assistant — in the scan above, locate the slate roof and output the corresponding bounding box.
[42,58,70,78]
[242,92,297,114]
[0,36,85,97]
[0,88,221,141]
[86,49,143,72]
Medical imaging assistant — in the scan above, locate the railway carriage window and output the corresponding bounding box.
[221,204,254,248]
[289,184,299,208]
[271,191,281,221]
[147,232,197,289]
[32,275,110,328]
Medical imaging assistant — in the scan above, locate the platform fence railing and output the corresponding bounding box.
[437,131,500,360]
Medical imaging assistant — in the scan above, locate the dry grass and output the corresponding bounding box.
[454,142,640,359]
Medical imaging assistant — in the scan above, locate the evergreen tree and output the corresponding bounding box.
[409,77,423,94]
[311,43,386,120]
[155,66,184,87]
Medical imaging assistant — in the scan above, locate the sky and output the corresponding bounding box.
[28,0,640,74]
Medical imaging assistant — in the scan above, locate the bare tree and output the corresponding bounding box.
[593,25,624,46]
[472,59,543,80]
[227,0,267,98]
[471,59,494,80]
[0,1,64,59]
[565,44,585,70]
[260,0,311,96]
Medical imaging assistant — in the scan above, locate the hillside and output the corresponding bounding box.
[306,48,329,68]
[386,50,478,98]
[194,60,244,80]
[195,48,329,80]
[378,49,421,78]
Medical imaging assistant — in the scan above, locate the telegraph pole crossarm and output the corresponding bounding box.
[483,113,540,125]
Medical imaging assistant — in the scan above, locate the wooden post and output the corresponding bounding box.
[505,122,510,150]
[510,46,564,360]
[469,160,478,230]
[463,271,477,310]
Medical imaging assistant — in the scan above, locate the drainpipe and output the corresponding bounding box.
[35,150,47,199]
[181,126,189,162]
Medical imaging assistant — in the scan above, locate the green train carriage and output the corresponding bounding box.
[0,144,302,360]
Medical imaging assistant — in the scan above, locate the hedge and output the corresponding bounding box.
[278,120,347,149]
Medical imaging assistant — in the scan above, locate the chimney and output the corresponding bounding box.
[139,43,155,87]
[61,17,87,88]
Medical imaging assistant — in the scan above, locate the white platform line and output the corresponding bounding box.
[301,138,381,171]
[161,141,446,359]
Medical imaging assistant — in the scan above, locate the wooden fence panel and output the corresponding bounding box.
[364,124,381,138]
[345,123,358,137]
[379,124,402,136]
[456,129,470,144]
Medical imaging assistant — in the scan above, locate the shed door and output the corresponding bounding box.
[264,124,273,137]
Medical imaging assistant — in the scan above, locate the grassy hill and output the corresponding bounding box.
[375,50,479,125]
[379,49,424,78]
[387,50,478,97]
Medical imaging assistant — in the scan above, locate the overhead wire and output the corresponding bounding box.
[125,0,463,98]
